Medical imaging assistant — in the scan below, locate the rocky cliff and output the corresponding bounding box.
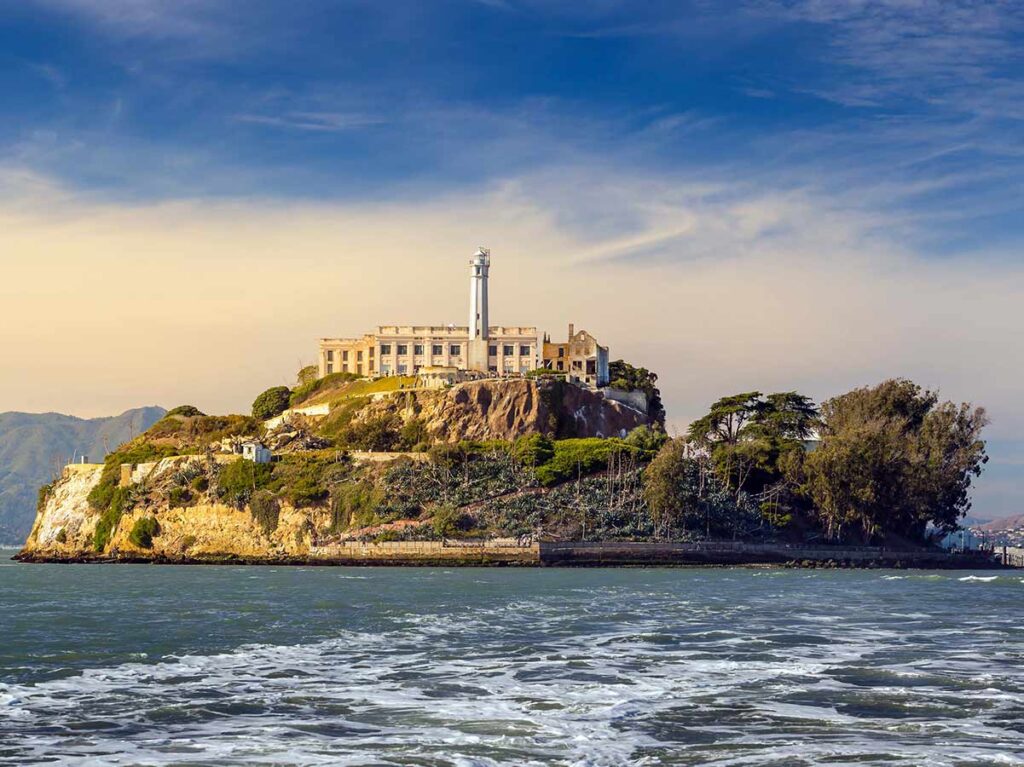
[17,378,660,564]
[355,378,648,442]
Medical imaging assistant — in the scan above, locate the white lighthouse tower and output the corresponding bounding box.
[467,246,490,372]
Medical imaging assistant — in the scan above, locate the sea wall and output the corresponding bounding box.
[538,541,1000,568]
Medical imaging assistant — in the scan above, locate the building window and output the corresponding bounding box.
[357,364,363,375]
[397,344,408,355]
[520,345,530,356]
[503,344,514,356]
[357,351,363,361]
[449,344,461,356]
[369,348,374,357]
[488,345,498,356]
[380,344,391,355]
[380,364,391,376]
[520,361,530,372]
[432,344,443,355]
[503,359,515,373]
[558,347,565,357]
[489,365,498,373]
[556,361,564,371]
[326,350,334,362]
[414,344,424,355]
[342,351,349,361]
[398,364,408,375]
[326,363,333,374]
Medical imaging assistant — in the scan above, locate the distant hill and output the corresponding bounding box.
[977,514,1024,532]
[0,407,165,544]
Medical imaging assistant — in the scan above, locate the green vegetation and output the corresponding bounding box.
[55,528,67,544]
[93,486,132,551]
[329,481,383,532]
[687,391,819,497]
[296,365,319,387]
[608,360,665,425]
[289,372,361,407]
[128,517,160,549]
[252,386,292,420]
[216,459,274,508]
[165,405,205,418]
[250,491,281,534]
[801,379,988,543]
[317,396,370,442]
[168,486,192,508]
[535,438,641,486]
[145,414,260,447]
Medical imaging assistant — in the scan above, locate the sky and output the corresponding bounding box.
[1,0,1022,517]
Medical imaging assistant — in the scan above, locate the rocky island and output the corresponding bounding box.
[16,366,1000,568]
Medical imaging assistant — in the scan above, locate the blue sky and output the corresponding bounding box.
[4,0,1023,243]
[2,0,1022,518]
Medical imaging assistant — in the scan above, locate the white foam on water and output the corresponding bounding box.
[2,574,1023,766]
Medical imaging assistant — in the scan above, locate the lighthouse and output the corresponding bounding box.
[467,246,491,372]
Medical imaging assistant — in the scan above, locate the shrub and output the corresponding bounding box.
[252,386,292,420]
[296,365,319,387]
[191,475,209,492]
[534,438,638,486]
[399,417,430,449]
[166,405,205,417]
[624,425,669,454]
[431,503,473,538]
[318,396,370,442]
[93,486,132,551]
[87,440,179,512]
[216,459,274,508]
[128,517,161,549]
[55,528,67,544]
[513,434,555,467]
[168,486,192,508]
[341,415,401,452]
[37,482,54,513]
[181,534,197,551]
[329,481,382,532]
[250,491,281,534]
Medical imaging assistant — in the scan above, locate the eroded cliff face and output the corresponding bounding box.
[17,379,652,564]
[355,379,647,442]
[19,461,328,562]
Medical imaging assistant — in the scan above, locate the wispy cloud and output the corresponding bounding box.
[234,112,385,133]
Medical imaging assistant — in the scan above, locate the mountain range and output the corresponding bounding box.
[0,407,165,544]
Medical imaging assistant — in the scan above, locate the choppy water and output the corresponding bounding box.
[1,552,1022,766]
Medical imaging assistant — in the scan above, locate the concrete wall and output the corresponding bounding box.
[600,387,648,414]
[538,541,1000,567]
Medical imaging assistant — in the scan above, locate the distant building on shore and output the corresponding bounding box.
[318,248,610,387]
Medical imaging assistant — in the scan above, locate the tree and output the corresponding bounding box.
[608,360,666,425]
[252,386,292,420]
[801,379,988,543]
[296,365,318,387]
[686,391,819,497]
[643,438,699,538]
[166,405,205,418]
[643,438,761,540]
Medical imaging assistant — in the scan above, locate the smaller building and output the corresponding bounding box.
[542,324,610,387]
[417,366,483,389]
[242,442,273,464]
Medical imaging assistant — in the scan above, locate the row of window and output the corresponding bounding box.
[379,361,534,376]
[379,343,461,356]
[325,349,371,363]
[377,343,533,357]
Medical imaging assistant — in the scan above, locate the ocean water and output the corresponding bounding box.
[1,551,1022,766]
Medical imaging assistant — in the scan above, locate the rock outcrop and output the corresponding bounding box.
[355,378,648,442]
